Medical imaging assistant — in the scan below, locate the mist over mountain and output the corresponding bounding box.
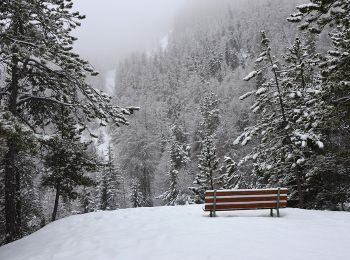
[73,0,188,71]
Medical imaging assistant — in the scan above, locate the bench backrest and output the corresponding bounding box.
[204,188,288,211]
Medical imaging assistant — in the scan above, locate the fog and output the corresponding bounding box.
[73,0,189,71]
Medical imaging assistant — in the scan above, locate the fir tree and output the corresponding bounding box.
[288,0,350,208]
[0,110,37,242]
[157,168,180,206]
[99,146,121,211]
[129,178,144,208]
[236,32,330,207]
[199,92,220,137]
[190,135,220,203]
[305,151,350,210]
[0,0,137,243]
[169,125,190,170]
[157,125,188,206]
[288,1,350,120]
[80,186,98,214]
[42,111,98,221]
[18,155,44,237]
[220,156,240,189]
[190,93,220,203]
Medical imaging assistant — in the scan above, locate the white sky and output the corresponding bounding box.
[73,0,189,70]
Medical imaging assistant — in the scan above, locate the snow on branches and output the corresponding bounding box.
[236,32,332,204]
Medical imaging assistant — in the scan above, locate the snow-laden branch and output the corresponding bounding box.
[17,95,73,107]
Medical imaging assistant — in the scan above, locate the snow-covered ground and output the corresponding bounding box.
[1,205,349,260]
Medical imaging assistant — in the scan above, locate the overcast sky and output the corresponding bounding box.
[73,0,189,70]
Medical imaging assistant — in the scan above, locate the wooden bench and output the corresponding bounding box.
[204,188,287,217]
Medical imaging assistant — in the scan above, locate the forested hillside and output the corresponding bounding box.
[111,0,347,207]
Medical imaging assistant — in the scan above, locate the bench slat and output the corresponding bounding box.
[205,200,287,206]
[205,195,287,203]
[204,202,287,211]
[205,189,288,197]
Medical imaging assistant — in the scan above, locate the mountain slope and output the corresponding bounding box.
[0,205,349,260]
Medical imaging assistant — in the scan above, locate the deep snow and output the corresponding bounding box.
[1,205,349,260]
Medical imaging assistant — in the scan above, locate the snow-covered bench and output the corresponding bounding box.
[204,188,288,217]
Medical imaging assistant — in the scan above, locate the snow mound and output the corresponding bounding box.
[1,205,350,260]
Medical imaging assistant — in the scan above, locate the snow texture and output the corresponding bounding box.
[297,3,319,10]
[243,70,257,81]
[1,205,350,260]
[239,91,254,100]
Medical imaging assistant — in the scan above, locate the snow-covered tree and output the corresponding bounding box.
[305,151,350,210]
[129,178,144,208]
[236,32,331,207]
[220,156,240,189]
[19,156,44,236]
[190,135,220,203]
[287,0,350,208]
[288,1,350,125]
[80,186,98,214]
[169,125,190,170]
[99,146,122,211]
[42,111,98,221]
[157,168,180,206]
[288,0,350,92]
[157,124,189,206]
[0,110,37,242]
[114,125,158,207]
[199,92,220,137]
[189,93,221,203]
[0,0,137,243]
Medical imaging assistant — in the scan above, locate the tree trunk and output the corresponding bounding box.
[296,169,304,208]
[4,139,21,243]
[267,53,287,124]
[4,47,21,243]
[122,179,126,208]
[142,166,153,207]
[52,182,61,222]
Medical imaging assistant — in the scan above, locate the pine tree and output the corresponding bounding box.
[157,125,188,206]
[190,93,221,203]
[129,178,144,208]
[115,126,157,208]
[18,155,44,237]
[236,32,330,207]
[80,187,97,214]
[169,125,190,170]
[305,151,350,210]
[157,168,180,206]
[99,146,121,211]
[288,1,350,118]
[42,111,98,221]
[221,156,240,189]
[287,0,350,208]
[0,0,137,243]
[0,110,37,242]
[199,92,220,137]
[190,135,220,203]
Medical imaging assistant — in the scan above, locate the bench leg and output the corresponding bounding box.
[270,208,273,217]
[276,188,280,217]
